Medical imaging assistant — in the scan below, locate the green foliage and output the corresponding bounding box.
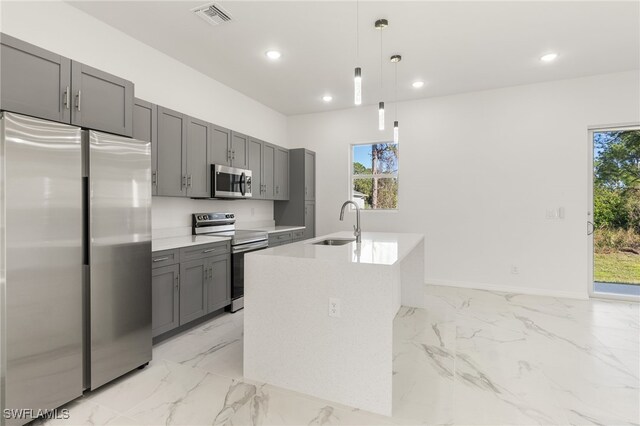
[594,130,640,233]
[352,144,398,209]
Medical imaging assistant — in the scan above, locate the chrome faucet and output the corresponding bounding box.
[339,200,361,243]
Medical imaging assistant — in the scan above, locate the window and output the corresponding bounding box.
[351,142,398,210]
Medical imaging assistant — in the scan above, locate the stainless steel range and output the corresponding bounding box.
[192,212,268,312]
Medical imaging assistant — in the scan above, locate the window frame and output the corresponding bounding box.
[349,141,399,212]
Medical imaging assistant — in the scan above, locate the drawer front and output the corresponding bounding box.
[180,241,230,261]
[152,249,179,268]
[293,229,306,241]
[269,231,292,246]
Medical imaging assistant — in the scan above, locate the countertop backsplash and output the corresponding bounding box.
[152,196,275,239]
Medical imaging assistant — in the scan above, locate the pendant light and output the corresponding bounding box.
[354,0,362,105]
[375,19,388,131]
[390,54,401,143]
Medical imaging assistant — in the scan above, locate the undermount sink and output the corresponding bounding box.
[313,238,356,246]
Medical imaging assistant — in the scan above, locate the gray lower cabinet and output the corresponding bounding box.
[210,124,232,167]
[152,264,180,337]
[0,33,71,124]
[231,131,249,169]
[269,231,293,247]
[152,242,230,339]
[157,106,187,197]
[305,202,316,239]
[248,137,264,199]
[207,255,231,312]
[133,98,158,195]
[186,117,211,198]
[179,258,208,324]
[70,61,134,137]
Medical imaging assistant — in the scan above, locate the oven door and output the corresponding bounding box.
[212,164,252,199]
[230,240,268,312]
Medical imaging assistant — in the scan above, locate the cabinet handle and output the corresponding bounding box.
[152,171,157,186]
[182,175,187,189]
[175,275,179,290]
[203,248,217,253]
[63,86,70,109]
[153,256,169,262]
[276,185,279,194]
[228,149,232,163]
[75,90,81,111]
[209,267,213,279]
[187,174,192,187]
[232,150,235,160]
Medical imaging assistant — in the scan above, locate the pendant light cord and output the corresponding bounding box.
[395,61,398,119]
[356,0,359,60]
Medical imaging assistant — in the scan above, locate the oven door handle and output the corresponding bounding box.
[239,172,246,196]
[232,240,268,254]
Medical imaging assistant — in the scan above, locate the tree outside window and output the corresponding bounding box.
[351,143,398,210]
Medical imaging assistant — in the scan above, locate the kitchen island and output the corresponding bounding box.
[244,231,424,416]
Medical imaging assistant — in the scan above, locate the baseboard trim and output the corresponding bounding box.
[426,279,589,300]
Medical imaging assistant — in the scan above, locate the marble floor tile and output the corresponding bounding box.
[45,285,639,425]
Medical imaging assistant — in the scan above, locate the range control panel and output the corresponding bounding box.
[193,212,235,226]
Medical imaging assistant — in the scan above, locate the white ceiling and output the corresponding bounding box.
[69,1,640,116]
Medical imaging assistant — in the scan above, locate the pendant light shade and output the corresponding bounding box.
[393,120,399,143]
[379,102,385,131]
[354,67,362,105]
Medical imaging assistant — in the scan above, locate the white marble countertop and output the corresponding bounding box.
[152,235,231,252]
[251,231,424,265]
[250,225,305,234]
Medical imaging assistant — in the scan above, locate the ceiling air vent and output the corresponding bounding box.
[192,2,232,26]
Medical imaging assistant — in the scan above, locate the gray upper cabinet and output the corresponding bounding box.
[231,131,249,169]
[263,142,276,200]
[207,255,231,313]
[151,264,179,337]
[248,138,264,199]
[275,147,289,200]
[179,258,208,325]
[1,33,71,124]
[186,117,210,198]
[304,150,316,201]
[70,61,134,137]
[157,106,187,197]
[133,98,157,195]
[210,124,232,167]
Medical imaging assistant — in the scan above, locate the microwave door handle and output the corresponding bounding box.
[240,172,246,196]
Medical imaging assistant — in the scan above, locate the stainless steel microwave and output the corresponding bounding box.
[212,164,252,199]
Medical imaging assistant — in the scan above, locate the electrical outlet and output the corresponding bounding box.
[328,298,341,318]
[511,265,519,274]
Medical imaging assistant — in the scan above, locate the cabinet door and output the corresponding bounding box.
[70,61,134,137]
[157,106,187,197]
[210,124,231,167]
[186,117,210,198]
[0,33,71,124]
[179,259,207,325]
[152,264,179,337]
[304,151,316,200]
[230,131,249,169]
[133,99,158,195]
[263,143,276,200]
[248,138,263,199]
[275,147,289,200]
[207,255,231,313]
[305,202,315,239]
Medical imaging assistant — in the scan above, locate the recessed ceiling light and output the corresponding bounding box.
[322,95,333,102]
[540,53,558,63]
[412,81,425,89]
[265,50,282,60]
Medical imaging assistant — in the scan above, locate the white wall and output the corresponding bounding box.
[288,71,640,299]
[0,0,288,233]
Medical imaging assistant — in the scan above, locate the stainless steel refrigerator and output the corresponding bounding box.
[0,112,151,425]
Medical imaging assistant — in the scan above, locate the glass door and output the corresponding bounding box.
[588,127,640,300]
